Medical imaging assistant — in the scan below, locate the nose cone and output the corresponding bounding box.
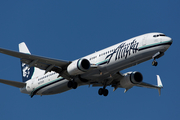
[163,36,173,51]
[169,38,173,45]
[167,36,173,45]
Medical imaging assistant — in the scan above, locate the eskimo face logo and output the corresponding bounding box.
[105,39,139,64]
[21,63,34,81]
[22,63,31,78]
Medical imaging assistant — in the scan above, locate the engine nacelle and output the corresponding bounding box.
[67,58,90,75]
[120,71,143,88]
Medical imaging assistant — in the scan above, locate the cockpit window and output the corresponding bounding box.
[153,34,166,37]
[153,35,158,37]
[160,34,166,36]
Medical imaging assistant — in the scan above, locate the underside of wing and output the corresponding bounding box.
[0,47,71,78]
[136,75,163,89]
[92,72,123,87]
[137,82,160,89]
[0,47,70,66]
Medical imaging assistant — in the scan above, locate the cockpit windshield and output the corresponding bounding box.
[153,34,166,37]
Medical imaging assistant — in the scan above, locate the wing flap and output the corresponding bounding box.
[0,79,26,88]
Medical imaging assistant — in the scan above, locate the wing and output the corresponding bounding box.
[0,47,71,78]
[136,75,163,95]
[92,72,163,96]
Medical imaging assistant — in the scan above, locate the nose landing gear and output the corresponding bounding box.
[152,60,158,66]
[152,52,164,66]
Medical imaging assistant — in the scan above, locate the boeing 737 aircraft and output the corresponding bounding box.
[0,32,172,97]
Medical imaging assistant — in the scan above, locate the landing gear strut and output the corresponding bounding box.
[152,52,164,66]
[67,81,78,89]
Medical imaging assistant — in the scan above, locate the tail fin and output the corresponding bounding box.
[19,42,45,82]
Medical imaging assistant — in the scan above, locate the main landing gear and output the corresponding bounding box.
[98,88,109,96]
[98,79,110,96]
[67,81,78,89]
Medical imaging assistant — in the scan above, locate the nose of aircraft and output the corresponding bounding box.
[162,36,173,44]
[169,37,173,45]
[163,36,173,50]
[165,36,173,44]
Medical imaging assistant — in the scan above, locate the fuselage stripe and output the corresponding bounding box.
[96,59,109,65]
[30,77,65,97]
[138,41,172,51]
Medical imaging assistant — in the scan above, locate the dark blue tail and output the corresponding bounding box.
[21,62,35,82]
[19,42,44,82]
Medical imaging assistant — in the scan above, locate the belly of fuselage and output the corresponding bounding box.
[36,79,71,95]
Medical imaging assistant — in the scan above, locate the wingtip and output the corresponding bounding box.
[157,75,163,88]
[158,88,161,96]
[157,75,163,96]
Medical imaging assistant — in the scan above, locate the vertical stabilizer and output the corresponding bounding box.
[19,42,45,82]
[19,42,31,54]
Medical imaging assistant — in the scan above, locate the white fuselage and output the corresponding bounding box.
[20,32,172,96]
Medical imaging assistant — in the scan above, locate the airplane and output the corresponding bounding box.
[0,32,172,98]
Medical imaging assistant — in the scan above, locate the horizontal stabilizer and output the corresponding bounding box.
[0,79,26,88]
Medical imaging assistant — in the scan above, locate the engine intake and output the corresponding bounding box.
[67,58,90,75]
[120,71,143,88]
[130,71,143,84]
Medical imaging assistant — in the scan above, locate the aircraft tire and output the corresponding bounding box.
[72,82,78,89]
[103,89,108,96]
[67,81,78,89]
[67,81,73,88]
[98,88,109,96]
[152,61,158,66]
[98,88,103,95]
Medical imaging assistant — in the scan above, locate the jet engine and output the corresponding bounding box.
[67,58,90,75]
[120,71,143,88]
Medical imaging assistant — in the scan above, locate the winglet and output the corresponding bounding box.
[157,75,163,88]
[157,75,163,96]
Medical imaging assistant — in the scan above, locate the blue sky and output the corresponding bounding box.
[0,1,179,120]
